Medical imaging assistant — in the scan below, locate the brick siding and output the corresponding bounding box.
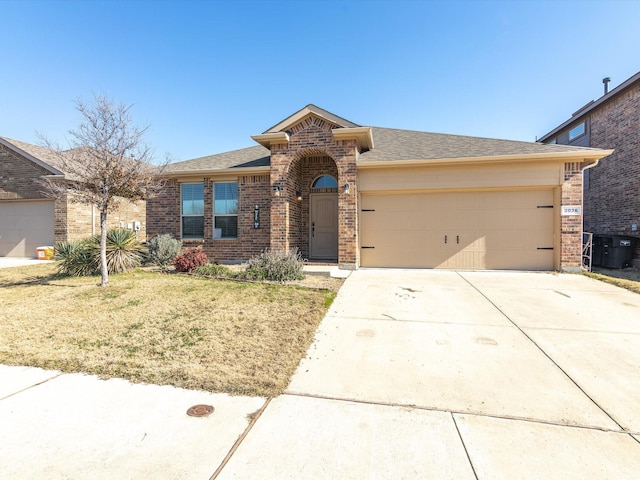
[561,162,584,271]
[146,175,271,262]
[270,117,359,267]
[585,83,640,259]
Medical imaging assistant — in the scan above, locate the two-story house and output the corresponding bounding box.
[538,71,640,267]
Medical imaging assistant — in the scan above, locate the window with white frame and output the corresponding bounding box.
[181,183,204,239]
[213,182,238,239]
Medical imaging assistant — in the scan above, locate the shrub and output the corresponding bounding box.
[243,249,304,282]
[54,239,98,276]
[173,247,208,273]
[54,229,144,276]
[147,234,182,270]
[193,263,233,277]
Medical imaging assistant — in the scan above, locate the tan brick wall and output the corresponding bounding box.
[0,143,51,199]
[1,144,147,244]
[64,195,146,242]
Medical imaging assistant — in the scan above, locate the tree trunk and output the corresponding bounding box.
[99,210,109,287]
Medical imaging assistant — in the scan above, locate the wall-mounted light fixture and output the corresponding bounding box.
[344,183,351,195]
[273,185,281,197]
[296,191,303,202]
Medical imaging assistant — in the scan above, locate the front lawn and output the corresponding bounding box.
[0,264,340,397]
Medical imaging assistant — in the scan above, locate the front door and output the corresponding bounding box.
[310,193,338,260]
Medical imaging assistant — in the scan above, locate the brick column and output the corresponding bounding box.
[560,162,584,272]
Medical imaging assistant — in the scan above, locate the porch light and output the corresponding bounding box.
[274,185,281,197]
[296,191,303,202]
[344,183,350,194]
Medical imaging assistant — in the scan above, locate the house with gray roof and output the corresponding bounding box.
[148,104,612,271]
[0,137,146,257]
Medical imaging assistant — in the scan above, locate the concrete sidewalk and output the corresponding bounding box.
[2,269,640,478]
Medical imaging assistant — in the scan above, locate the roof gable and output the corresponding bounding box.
[263,104,359,134]
[0,137,65,175]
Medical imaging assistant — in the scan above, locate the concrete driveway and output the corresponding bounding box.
[218,269,640,479]
[2,269,640,478]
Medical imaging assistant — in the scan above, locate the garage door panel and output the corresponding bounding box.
[0,201,55,257]
[360,190,554,270]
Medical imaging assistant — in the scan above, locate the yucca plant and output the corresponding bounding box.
[96,228,145,274]
[54,240,99,276]
[54,229,144,277]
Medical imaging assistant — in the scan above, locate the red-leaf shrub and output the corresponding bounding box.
[173,247,208,272]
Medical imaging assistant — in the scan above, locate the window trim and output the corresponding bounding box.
[568,122,586,141]
[181,182,204,239]
[213,181,238,240]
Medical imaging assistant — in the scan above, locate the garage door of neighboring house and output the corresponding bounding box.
[0,200,55,257]
[360,189,555,270]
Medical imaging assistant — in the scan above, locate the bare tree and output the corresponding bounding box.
[42,94,167,286]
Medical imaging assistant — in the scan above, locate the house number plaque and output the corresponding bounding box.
[561,205,581,216]
[254,205,260,229]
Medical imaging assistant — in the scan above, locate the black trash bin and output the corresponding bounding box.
[592,235,611,267]
[603,235,636,269]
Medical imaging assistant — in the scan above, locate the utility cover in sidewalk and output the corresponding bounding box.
[187,404,214,417]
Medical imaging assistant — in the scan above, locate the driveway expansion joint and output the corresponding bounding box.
[0,372,64,401]
[209,397,272,480]
[456,271,628,433]
[283,392,629,435]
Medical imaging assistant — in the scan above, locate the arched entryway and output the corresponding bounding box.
[271,153,340,261]
[309,174,338,260]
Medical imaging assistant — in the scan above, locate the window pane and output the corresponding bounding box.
[568,123,585,140]
[215,216,237,238]
[182,183,204,215]
[312,175,338,188]
[214,183,238,215]
[182,216,204,238]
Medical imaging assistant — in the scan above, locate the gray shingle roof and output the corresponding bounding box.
[359,127,602,162]
[164,145,270,173]
[0,136,66,174]
[165,126,604,173]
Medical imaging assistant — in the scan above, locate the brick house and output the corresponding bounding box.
[148,104,611,271]
[538,71,640,266]
[0,137,146,257]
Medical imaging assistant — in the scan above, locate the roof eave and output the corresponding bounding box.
[539,71,640,142]
[0,137,65,175]
[160,165,271,178]
[357,149,614,169]
[332,127,374,151]
[250,132,289,149]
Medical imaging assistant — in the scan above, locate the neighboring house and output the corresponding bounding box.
[0,137,146,257]
[538,71,640,265]
[148,104,611,272]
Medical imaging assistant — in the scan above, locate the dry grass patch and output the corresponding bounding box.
[584,266,640,295]
[0,263,340,396]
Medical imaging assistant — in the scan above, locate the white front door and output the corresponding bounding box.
[310,193,338,260]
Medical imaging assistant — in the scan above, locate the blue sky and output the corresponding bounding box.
[2,0,639,163]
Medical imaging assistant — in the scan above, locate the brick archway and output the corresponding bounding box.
[268,126,359,268]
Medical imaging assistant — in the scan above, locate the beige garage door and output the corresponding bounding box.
[360,189,555,270]
[0,200,55,257]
